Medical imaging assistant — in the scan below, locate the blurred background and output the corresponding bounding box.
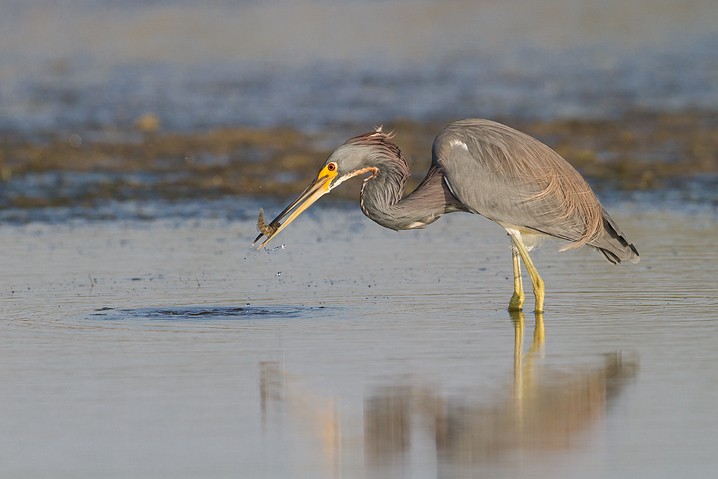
[0,0,716,217]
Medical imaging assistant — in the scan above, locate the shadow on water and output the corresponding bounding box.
[259,312,638,476]
[90,305,327,321]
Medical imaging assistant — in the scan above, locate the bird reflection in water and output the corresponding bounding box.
[259,315,637,476]
[433,314,636,467]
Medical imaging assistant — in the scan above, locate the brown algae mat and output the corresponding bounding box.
[0,109,716,209]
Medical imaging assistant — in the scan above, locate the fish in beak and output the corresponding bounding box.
[252,164,337,248]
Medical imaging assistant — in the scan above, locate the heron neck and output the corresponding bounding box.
[360,164,464,231]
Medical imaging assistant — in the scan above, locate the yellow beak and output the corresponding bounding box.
[253,168,336,249]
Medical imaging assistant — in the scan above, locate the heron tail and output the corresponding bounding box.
[591,209,640,264]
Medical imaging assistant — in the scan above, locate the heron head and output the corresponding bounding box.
[252,142,380,248]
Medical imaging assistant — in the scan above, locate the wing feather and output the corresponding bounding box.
[433,119,603,247]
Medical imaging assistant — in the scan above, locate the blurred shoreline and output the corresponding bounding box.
[1,108,716,213]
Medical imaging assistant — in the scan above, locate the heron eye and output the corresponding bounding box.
[327,163,337,172]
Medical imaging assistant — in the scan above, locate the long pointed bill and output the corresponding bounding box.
[253,173,334,249]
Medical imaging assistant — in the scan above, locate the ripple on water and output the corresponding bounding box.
[89,305,327,321]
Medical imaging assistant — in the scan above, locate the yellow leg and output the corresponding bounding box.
[508,231,545,313]
[508,244,525,311]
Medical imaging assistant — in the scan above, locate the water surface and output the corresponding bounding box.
[1,199,717,478]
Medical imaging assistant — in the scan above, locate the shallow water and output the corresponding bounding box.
[1,199,717,478]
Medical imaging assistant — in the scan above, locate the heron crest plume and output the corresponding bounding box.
[342,128,409,179]
[371,124,396,138]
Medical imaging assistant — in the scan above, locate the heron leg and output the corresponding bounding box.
[509,243,525,311]
[508,230,545,313]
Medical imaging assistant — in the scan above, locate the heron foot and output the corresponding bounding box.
[508,292,525,312]
[533,291,544,313]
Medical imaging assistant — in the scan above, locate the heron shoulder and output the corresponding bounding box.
[432,118,605,248]
[433,118,596,189]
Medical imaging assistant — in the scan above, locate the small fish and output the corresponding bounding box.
[257,208,280,237]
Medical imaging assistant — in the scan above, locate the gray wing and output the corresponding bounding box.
[432,119,604,246]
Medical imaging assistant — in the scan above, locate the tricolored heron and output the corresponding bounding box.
[253,119,639,312]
